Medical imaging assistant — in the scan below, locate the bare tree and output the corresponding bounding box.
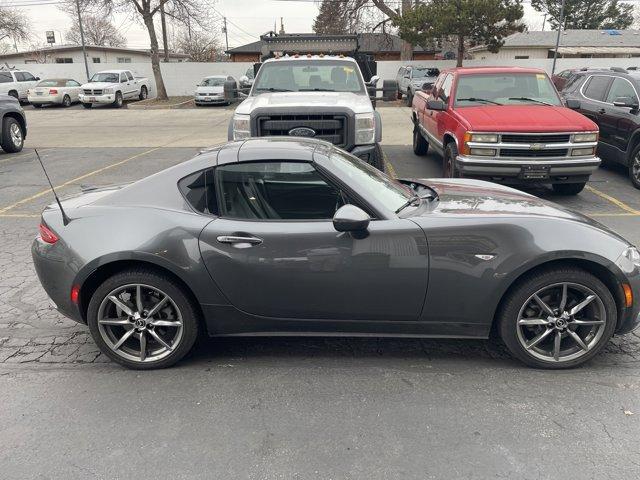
[175,30,222,62]
[66,15,126,47]
[0,8,30,45]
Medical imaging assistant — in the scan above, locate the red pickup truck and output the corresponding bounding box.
[411,67,600,195]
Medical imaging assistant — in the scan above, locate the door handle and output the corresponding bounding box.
[217,235,263,245]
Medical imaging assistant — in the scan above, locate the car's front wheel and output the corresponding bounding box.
[628,143,640,189]
[369,143,385,172]
[139,86,148,101]
[62,95,71,108]
[113,92,123,108]
[443,142,459,178]
[87,268,200,369]
[498,267,616,369]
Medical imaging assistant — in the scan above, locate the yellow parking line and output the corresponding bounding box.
[383,150,397,178]
[589,212,640,217]
[585,185,640,215]
[0,147,161,214]
[0,148,53,165]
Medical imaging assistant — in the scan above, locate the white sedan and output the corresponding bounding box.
[27,79,83,108]
[194,75,235,106]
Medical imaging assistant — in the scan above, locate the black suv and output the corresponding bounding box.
[563,67,640,188]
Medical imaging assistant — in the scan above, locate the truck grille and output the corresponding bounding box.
[500,148,568,158]
[83,89,103,95]
[256,114,347,146]
[501,134,570,144]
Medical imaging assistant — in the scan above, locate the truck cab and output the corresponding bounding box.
[228,55,387,170]
[411,67,600,195]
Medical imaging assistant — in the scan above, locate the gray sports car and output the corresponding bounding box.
[32,138,640,369]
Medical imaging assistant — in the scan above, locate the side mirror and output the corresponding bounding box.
[333,205,370,232]
[35,76,40,81]
[369,75,380,87]
[426,99,446,111]
[613,97,639,109]
[422,82,434,92]
[565,99,581,110]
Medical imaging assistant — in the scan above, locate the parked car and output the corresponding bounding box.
[561,68,640,189]
[411,66,600,195]
[239,67,254,89]
[194,75,236,106]
[79,70,149,108]
[0,95,26,152]
[0,68,40,102]
[32,137,640,369]
[396,65,439,105]
[227,55,396,171]
[552,69,579,91]
[27,78,83,108]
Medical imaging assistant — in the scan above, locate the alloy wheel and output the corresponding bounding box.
[632,153,640,183]
[10,123,22,147]
[97,283,184,363]
[516,282,606,363]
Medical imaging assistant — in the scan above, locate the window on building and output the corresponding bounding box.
[117,57,132,63]
[92,58,101,63]
[514,55,529,59]
[55,58,73,64]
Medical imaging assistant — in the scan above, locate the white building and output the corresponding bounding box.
[470,29,640,60]
[0,45,189,65]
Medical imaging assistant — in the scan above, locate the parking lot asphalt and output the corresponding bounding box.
[1,106,640,479]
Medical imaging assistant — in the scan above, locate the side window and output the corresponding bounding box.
[20,72,36,81]
[215,161,343,220]
[120,74,127,83]
[583,75,612,101]
[179,168,217,215]
[439,74,453,102]
[0,72,12,83]
[398,67,405,78]
[14,72,25,81]
[126,71,134,81]
[605,77,638,104]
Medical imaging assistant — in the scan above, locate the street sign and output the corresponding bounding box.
[46,31,55,44]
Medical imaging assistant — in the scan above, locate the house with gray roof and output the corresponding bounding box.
[470,29,640,60]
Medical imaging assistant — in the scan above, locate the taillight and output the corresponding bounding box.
[39,223,58,244]
[49,89,58,94]
[70,284,80,304]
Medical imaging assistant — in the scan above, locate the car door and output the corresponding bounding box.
[578,74,613,130]
[196,160,428,322]
[125,71,137,97]
[424,73,452,147]
[600,76,640,161]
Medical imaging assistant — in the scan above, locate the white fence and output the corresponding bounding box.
[21,57,640,98]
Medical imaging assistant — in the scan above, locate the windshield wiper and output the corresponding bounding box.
[457,97,503,105]
[395,193,435,214]
[299,88,335,92]
[508,97,553,106]
[255,87,294,92]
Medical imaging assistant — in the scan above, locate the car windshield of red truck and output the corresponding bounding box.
[454,73,562,107]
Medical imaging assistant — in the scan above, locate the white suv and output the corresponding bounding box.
[0,70,40,102]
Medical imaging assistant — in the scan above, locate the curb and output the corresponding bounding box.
[128,98,194,110]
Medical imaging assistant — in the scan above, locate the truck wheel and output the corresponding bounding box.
[552,183,586,195]
[443,142,460,178]
[139,86,148,101]
[113,92,123,108]
[1,116,24,153]
[405,91,413,106]
[628,143,640,189]
[82,103,92,109]
[413,127,429,156]
[62,95,71,108]
[369,143,385,172]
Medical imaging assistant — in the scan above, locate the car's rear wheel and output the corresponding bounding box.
[628,143,640,189]
[1,117,24,153]
[443,142,459,178]
[552,182,586,195]
[87,269,200,369]
[498,268,616,369]
[62,95,71,108]
[139,86,148,101]
[113,91,123,108]
[413,127,428,156]
[82,103,92,109]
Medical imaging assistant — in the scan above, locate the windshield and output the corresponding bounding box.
[200,77,225,87]
[90,73,119,83]
[455,73,562,106]
[412,68,439,79]
[324,149,414,213]
[37,80,63,87]
[253,60,365,93]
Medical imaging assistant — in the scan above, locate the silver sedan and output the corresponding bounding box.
[27,78,83,108]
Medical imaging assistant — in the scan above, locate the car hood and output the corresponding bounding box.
[454,105,597,132]
[81,82,116,89]
[236,91,372,114]
[196,86,224,94]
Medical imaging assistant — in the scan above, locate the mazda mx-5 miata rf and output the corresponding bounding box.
[33,138,640,369]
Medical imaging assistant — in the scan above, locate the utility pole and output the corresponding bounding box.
[542,13,547,32]
[160,1,169,62]
[223,17,229,52]
[551,0,566,75]
[75,0,90,81]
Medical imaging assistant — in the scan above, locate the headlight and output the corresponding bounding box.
[572,147,595,156]
[617,246,640,274]
[233,114,251,140]
[103,88,113,94]
[355,112,375,145]
[573,132,598,143]
[470,133,498,143]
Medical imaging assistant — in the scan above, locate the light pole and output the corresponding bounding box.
[551,0,566,76]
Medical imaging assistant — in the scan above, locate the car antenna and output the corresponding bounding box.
[34,148,71,226]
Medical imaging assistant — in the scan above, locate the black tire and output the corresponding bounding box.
[62,95,71,108]
[82,103,92,109]
[552,182,586,195]
[8,90,18,100]
[369,143,385,172]
[628,142,640,189]
[405,91,413,107]
[139,86,148,101]
[1,116,24,153]
[413,126,429,156]
[113,91,123,108]
[87,268,200,370]
[443,142,459,178]
[396,89,402,100]
[32,103,42,108]
[498,267,616,369]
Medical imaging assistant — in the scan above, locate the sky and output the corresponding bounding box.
[11,0,547,52]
